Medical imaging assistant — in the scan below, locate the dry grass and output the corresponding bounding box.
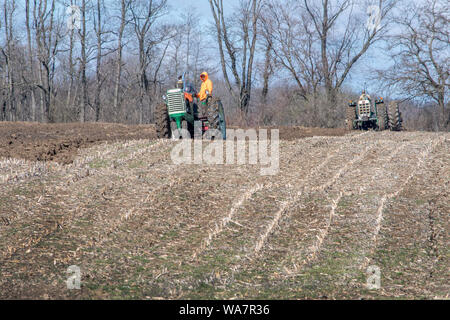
[0,130,448,299]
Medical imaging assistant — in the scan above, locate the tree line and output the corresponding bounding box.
[0,0,448,130]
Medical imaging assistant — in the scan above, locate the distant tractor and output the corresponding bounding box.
[155,72,226,140]
[346,91,403,131]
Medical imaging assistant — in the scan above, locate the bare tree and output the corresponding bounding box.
[377,0,449,128]
[2,0,16,121]
[0,7,5,121]
[169,25,184,80]
[79,0,88,122]
[209,0,262,115]
[260,38,273,103]
[179,8,210,87]
[261,0,322,100]
[113,0,129,117]
[63,0,78,122]
[93,0,114,121]
[25,0,37,121]
[129,0,171,124]
[94,0,102,121]
[34,0,61,122]
[302,0,396,104]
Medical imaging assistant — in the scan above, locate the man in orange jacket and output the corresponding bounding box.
[196,72,213,117]
[197,72,213,101]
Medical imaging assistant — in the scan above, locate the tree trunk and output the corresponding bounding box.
[113,0,127,120]
[261,41,272,103]
[437,91,446,129]
[94,0,102,122]
[138,38,148,124]
[3,0,16,121]
[80,0,88,122]
[320,0,334,105]
[66,18,75,121]
[26,0,36,121]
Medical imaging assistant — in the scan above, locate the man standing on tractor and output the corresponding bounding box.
[196,72,213,116]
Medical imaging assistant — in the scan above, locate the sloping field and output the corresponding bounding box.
[0,126,448,299]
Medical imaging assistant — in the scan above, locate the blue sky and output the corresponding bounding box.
[169,0,234,17]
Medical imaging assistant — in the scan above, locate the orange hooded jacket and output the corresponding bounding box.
[197,72,213,101]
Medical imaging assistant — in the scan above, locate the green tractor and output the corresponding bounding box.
[346,91,402,131]
[155,72,226,139]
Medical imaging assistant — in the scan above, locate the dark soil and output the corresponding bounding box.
[0,122,345,164]
[0,122,156,164]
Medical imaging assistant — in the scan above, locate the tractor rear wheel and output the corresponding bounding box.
[387,101,403,131]
[206,97,226,139]
[155,103,171,138]
[346,106,356,130]
[384,104,389,129]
